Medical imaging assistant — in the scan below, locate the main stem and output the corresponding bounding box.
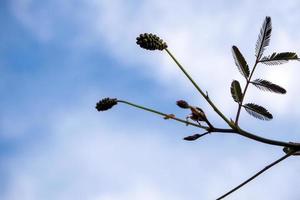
[165,48,233,128]
[235,59,259,125]
[216,150,296,200]
[236,127,300,148]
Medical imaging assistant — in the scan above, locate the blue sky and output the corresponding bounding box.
[1,0,300,199]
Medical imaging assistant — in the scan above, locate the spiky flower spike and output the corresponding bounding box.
[96,98,118,111]
[136,33,168,51]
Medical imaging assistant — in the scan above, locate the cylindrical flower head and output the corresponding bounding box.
[96,98,118,111]
[136,33,168,51]
[176,100,190,109]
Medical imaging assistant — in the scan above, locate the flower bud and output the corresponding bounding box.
[183,134,202,141]
[176,100,190,109]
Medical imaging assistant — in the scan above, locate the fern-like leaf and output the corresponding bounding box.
[255,16,272,60]
[260,52,299,65]
[243,103,273,120]
[231,80,243,103]
[232,46,250,78]
[251,79,286,94]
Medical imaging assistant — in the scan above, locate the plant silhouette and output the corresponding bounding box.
[96,16,300,199]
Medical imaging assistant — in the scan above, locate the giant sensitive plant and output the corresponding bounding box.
[96,16,300,199]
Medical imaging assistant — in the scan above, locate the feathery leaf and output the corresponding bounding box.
[260,52,299,65]
[232,46,250,78]
[231,80,243,103]
[251,79,286,94]
[243,103,273,120]
[255,16,272,60]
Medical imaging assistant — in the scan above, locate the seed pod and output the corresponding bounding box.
[136,33,168,51]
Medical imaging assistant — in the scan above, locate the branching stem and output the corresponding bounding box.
[165,48,234,128]
[235,59,259,125]
[117,98,300,199]
[117,99,300,148]
[236,127,299,148]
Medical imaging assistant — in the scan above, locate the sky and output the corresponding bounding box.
[1,0,300,199]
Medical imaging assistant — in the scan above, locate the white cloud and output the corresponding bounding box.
[9,0,300,120]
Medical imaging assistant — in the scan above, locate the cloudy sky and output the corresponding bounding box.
[1,0,300,199]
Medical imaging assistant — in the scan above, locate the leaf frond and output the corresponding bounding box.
[243,103,273,120]
[260,52,299,65]
[255,16,272,60]
[231,80,243,103]
[251,79,286,94]
[232,46,250,78]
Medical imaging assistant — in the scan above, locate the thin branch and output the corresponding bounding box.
[236,128,300,148]
[199,131,210,137]
[235,59,259,125]
[119,99,300,148]
[214,126,300,148]
[216,150,296,200]
[117,100,208,129]
[204,118,214,129]
[164,48,234,128]
[213,127,300,148]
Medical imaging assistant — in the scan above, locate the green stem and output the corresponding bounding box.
[117,100,208,129]
[236,127,300,148]
[165,48,233,128]
[235,21,271,125]
[216,150,296,200]
[235,60,259,125]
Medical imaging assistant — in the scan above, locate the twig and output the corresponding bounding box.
[216,150,297,200]
[164,48,234,128]
[118,99,300,148]
[117,100,208,129]
[236,128,300,148]
[235,59,259,125]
